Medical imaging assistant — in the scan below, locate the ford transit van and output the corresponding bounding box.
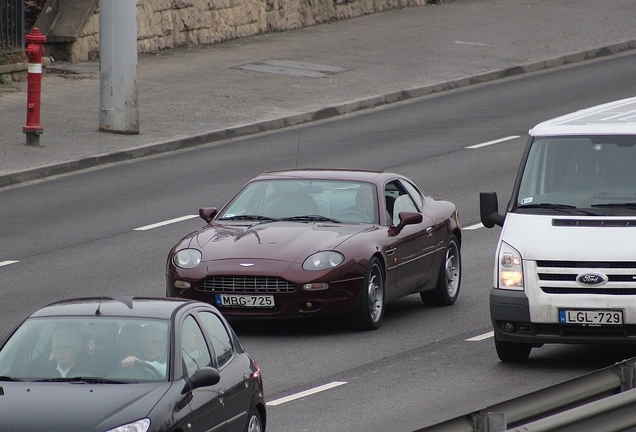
[480,96,636,362]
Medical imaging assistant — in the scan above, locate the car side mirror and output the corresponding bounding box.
[390,211,423,235]
[182,366,221,394]
[480,192,505,228]
[199,207,218,223]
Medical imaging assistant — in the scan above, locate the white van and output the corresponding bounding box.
[480,96,636,362]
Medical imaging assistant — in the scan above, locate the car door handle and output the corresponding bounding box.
[218,389,225,403]
[385,247,397,255]
[425,227,434,237]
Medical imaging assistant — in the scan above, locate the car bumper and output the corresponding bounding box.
[166,276,363,319]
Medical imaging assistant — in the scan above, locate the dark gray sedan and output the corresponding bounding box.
[0,297,265,432]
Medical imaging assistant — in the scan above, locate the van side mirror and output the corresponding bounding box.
[480,192,505,228]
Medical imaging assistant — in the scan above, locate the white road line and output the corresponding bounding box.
[463,223,484,230]
[454,40,486,46]
[134,215,198,231]
[0,260,19,267]
[466,135,520,149]
[266,381,347,407]
[466,331,494,342]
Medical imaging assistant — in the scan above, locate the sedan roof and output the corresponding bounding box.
[254,169,401,183]
[29,297,202,320]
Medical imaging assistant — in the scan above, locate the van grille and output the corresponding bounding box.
[535,261,636,295]
[198,276,296,293]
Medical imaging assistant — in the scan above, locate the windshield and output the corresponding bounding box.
[516,136,636,213]
[0,317,170,382]
[221,179,379,224]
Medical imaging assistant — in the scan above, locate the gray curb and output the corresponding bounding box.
[2,39,636,189]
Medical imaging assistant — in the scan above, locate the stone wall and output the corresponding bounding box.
[42,0,431,62]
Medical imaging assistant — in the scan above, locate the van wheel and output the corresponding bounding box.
[495,337,532,362]
[420,235,461,306]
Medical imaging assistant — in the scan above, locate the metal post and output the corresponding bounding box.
[99,0,139,134]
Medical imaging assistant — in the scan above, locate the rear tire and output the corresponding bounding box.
[420,235,461,306]
[494,337,532,362]
[354,257,385,331]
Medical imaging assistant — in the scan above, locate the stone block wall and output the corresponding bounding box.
[62,0,430,61]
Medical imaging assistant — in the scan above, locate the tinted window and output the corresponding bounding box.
[198,312,233,368]
[181,315,212,377]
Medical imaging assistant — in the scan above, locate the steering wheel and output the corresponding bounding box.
[134,360,162,379]
[338,209,371,222]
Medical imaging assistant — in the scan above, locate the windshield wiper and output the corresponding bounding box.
[591,203,636,208]
[0,375,22,382]
[518,203,598,215]
[219,214,278,221]
[279,215,342,223]
[35,376,125,384]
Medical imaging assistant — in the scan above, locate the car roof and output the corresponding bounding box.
[253,168,402,183]
[28,297,205,320]
[530,96,636,137]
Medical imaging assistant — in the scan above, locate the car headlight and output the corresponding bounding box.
[303,251,344,271]
[105,418,150,432]
[497,241,523,290]
[173,249,202,269]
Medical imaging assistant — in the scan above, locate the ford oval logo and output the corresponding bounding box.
[576,273,607,286]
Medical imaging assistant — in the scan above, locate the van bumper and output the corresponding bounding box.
[490,288,636,345]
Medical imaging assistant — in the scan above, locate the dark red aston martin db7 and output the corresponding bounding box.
[166,169,461,330]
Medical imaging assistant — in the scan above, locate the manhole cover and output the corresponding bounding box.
[234,60,346,78]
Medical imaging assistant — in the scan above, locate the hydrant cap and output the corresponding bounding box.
[25,28,47,44]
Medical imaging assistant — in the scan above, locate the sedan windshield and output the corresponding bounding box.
[0,317,170,382]
[221,179,379,224]
[516,136,636,213]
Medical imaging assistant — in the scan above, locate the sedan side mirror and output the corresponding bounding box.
[182,366,221,394]
[480,192,505,228]
[199,207,218,223]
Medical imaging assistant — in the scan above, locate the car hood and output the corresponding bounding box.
[188,221,373,262]
[0,381,172,431]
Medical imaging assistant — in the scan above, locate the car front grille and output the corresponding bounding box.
[198,276,296,293]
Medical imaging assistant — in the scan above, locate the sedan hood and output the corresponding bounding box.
[0,381,172,431]
[190,221,372,262]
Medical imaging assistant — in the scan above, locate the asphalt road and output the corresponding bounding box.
[3,52,636,431]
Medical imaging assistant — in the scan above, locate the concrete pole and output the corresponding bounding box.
[99,0,139,134]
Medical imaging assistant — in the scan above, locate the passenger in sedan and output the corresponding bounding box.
[42,326,87,378]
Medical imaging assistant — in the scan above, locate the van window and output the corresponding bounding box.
[517,136,636,209]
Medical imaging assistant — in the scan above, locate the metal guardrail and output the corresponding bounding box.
[1,0,24,54]
[417,358,636,432]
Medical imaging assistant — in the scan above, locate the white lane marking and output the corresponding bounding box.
[0,260,19,267]
[454,40,486,46]
[466,331,494,342]
[463,223,484,230]
[134,215,198,231]
[266,381,347,407]
[466,135,521,149]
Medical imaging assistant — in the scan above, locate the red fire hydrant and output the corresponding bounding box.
[23,28,47,146]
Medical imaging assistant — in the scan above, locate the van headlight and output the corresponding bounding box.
[498,242,523,290]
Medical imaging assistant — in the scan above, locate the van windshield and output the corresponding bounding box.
[516,136,636,213]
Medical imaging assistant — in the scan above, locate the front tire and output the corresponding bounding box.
[494,337,532,362]
[245,408,264,432]
[354,257,385,331]
[420,234,461,306]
